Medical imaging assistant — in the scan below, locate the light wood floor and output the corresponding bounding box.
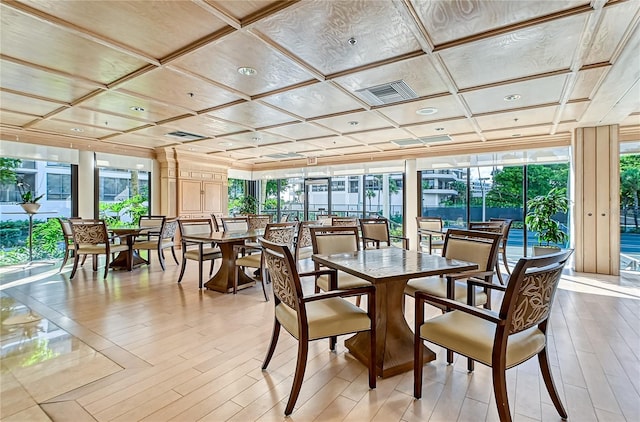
[1,255,638,422]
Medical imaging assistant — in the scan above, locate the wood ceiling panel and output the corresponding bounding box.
[571,67,608,100]
[461,74,567,114]
[205,101,296,128]
[439,14,586,89]
[219,131,292,147]
[0,91,62,116]
[106,133,177,149]
[475,105,557,131]
[54,108,148,132]
[584,2,639,64]
[158,115,248,138]
[483,125,552,141]
[334,55,448,99]
[117,68,240,111]
[207,0,282,20]
[405,118,476,138]
[255,0,421,75]
[378,95,466,125]
[18,0,228,58]
[264,123,335,140]
[80,91,187,123]
[0,110,38,127]
[412,0,587,45]
[173,31,314,97]
[0,5,147,84]
[32,119,117,138]
[327,144,379,155]
[0,59,97,103]
[304,136,362,149]
[347,128,414,144]
[313,111,391,133]
[560,102,590,121]
[261,82,364,118]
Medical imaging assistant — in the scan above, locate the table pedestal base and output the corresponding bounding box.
[204,241,257,293]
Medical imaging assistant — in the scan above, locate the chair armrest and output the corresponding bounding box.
[362,236,381,249]
[298,268,336,279]
[389,235,409,250]
[303,284,375,303]
[415,291,502,324]
[466,277,507,291]
[445,270,493,282]
[233,243,261,254]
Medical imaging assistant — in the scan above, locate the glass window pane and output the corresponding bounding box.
[98,167,149,227]
[620,151,639,273]
[420,169,467,228]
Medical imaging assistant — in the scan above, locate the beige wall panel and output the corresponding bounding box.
[573,129,584,271]
[582,127,597,273]
[609,126,620,275]
[203,182,223,214]
[595,126,610,273]
[180,180,203,214]
[168,179,177,217]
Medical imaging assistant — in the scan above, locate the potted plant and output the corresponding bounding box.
[17,182,44,214]
[525,187,569,256]
[236,195,257,215]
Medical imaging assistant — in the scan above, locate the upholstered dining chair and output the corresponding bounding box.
[359,217,409,250]
[490,218,514,282]
[468,220,509,284]
[330,216,358,226]
[416,216,445,254]
[294,220,315,266]
[414,250,573,422]
[69,219,129,279]
[247,214,271,230]
[132,217,179,270]
[233,221,297,300]
[405,228,502,312]
[56,217,85,270]
[260,238,376,416]
[177,218,222,288]
[137,215,165,240]
[221,216,249,232]
[309,225,370,308]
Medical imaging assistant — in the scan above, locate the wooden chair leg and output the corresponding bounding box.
[92,255,98,271]
[329,336,337,351]
[502,249,511,275]
[198,259,203,289]
[81,254,87,266]
[157,246,166,271]
[60,247,71,271]
[69,254,81,279]
[103,254,110,279]
[177,258,187,283]
[260,268,269,301]
[492,364,512,422]
[414,334,424,398]
[539,348,568,419]
[233,266,240,294]
[171,247,179,265]
[262,320,281,369]
[369,324,376,389]
[285,341,309,415]
[495,261,505,284]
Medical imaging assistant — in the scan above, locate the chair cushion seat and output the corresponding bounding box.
[420,310,545,368]
[235,253,262,268]
[276,298,370,341]
[133,239,174,249]
[78,244,129,254]
[405,276,487,306]
[317,271,371,291]
[184,248,220,261]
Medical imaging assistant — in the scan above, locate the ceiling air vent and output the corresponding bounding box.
[264,152,304,160]
[391,134,452,147]
[419,134,452,144]
[390,138,424,147]
[165,131,207,141]
[356,80,418,105]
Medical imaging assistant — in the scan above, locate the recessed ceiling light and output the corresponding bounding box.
[252,136,261,142]
[130,106,145,112]
[348,37,357,46]
[237,66,257,76]
[348,121,359,126]
[70,127,84,132]
[416,107,438,115]
[435,127,445,131]
[504,94,521,101]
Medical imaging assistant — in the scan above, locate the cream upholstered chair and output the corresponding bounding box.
[233,221,297,300]
[132,218,179,270]
[416,216,445,254]
[177,218,221,288]
[69,219,129,279]
[330,216,358,226]
[56,217,85,270]
[414,250,573,422]
[260,238,376,416]
[405,229,502,311]
[469,220,509,284]
[309,226,370,309]
[137,215,165,240]
[294,220,314,266]
[247,214,271,229]
[221,216,248,232]
[359,217,409,250]
[490,218,514,282]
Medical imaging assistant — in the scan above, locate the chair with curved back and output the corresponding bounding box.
[177,218,222,288]
[56,217,85,270]
[138,215,165,241]
[331,216,358,227]
[294,220,315,267]
[221,216,249,232]
[359,217,409,250]
[416,216,445,254]
[132,217,179,270]
[260,238,376,416]
[247,214,271,230]
[490,217,514,283]
[468,220,508,284]
[69,219,129,279]
[233,221,298,300]
[414,250,573,422]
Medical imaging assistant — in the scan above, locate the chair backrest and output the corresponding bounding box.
[263,222,298,250]
[57,217,74,243]
[499,250,573,335]
[139,215,165,231]
[279,214,289,222]
[309,226,360,256]
[161,218,179,240]
[416,216,443,231]
[70,219,109,245]
[359,218,390,247]
[221,216,249,232]
[316,214,337,225]
[468,221,504,235]
[248,214,271,230]
[178,218,214,237]
[331,217,358,226]
[261,238,304,314]
[489,218,513,247]
[210,214,221,232]
[442,229,502,273]
[294,220,314,261]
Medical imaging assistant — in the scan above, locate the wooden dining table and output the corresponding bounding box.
[181,229,265,293]
[313,247,478,378]
[108,227,148,271]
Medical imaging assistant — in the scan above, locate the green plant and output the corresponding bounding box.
[235,195,257,215]
[525,187,569,247]
[16,181,44,204]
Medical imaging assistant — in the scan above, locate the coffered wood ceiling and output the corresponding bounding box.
[1,0,639,169]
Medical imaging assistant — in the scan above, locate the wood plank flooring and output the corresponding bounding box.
[1,256,638,422]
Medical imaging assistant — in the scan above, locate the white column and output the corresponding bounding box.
[382,174,390,219]
[405,159,418,250]
[152,159,161,215]
[78,150,95,218]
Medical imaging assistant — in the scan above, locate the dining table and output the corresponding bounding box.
[312,247,478,378]
[108,227,148,271]
[181,229,264,293]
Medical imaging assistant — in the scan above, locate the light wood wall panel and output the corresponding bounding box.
[573,125,620,275]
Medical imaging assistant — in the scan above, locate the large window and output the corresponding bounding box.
[47,173,71,200]
[620,151,640,273]
[98,167,149,227]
